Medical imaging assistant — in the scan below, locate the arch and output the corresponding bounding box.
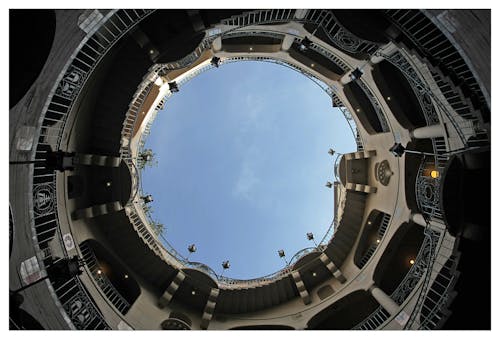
[80,239,141,313]
[331,10,392,44]
[373,222,425,295]
[372,60,427,129]
[354,209,389,268]
[306,290,379,329]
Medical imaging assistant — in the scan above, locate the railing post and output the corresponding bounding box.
[369,284,400,316]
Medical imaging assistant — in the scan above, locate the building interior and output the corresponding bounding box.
[9,9,490,330]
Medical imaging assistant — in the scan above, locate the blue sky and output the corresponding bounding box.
[142,61,356,279]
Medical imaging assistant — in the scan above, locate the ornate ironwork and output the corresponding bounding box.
[80,243,131,314]
[415,157,443,222]
[302,9,381,56]
[352,306,390,330]
[33,182,56,217]
[391,229,440,305]
[380,51,439,125]
[356,80,390,132]
[30,9,155,330]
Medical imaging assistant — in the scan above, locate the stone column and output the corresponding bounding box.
[291,271,311,305]
[281,34,295,51]
[369,42,398,64]
[410,124,445,139]
[212,37,222,52]
[294,9,309,19]
[319,253,346,283]
[158,271,186,308]
[200,288,219,330]
[72,201,123,220]
[410,212,445,232]
[369,285,399,316]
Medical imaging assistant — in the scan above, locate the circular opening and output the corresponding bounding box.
[141,61,356,279]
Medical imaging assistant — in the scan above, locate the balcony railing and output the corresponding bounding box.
[30,9,155,330]
[79,243,131,315]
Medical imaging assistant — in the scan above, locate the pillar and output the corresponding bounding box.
[369,285,399,316]
[212,37,222,52]
[73,153,121,167]
[200,288,219,330]
[158,271,186,308]
[319,253,347,283]
[294,9,308,19]
[410,212,445,232]
[281,34,295,51]
[291,271,311,305]
[369,42,398,64]
[410,124,445,139]
[72,201,123,220]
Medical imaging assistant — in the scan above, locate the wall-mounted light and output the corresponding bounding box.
[124,274,129,279]
[325,181,333,188]
[106,181,112,187]
[430,170,440,179]
[356,108,361,113]
[249,46,253,51]
[97,269,102,275]
[191,290,196,295]
[376,239,380,243]
[299,37,312,51]
[409,259,415,265]
[312,272,317,277]
[386,96,391,101]
[311,63,315,67]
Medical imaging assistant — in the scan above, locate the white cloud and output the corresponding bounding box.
[232,162,260,201]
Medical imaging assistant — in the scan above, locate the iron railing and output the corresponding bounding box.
[302,10,382,56]
[30,9,155,330]
[79,243,131,314]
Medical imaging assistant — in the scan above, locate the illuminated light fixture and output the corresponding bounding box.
[141,194,154,204]
[325,181,333,188]
[328,148,335,156]
[168,81,179,93]
[312,272,317,277]
[430,170,440,179]
[249,46,253,51]
[356,108,361,113]
[389,143,406,157]
[97,269,102,275]
[311,63,315,67]
[387,96,391,101]
[376,239,380,243]
[299,36,312,51]
[106,181,112,187]
[211,56,221,67]
[191,290,196,295]
[149,49,154,54]
[409,259,415,265]
[349,67,363,80]
[124,274,129,279]
[367,221,372,225]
